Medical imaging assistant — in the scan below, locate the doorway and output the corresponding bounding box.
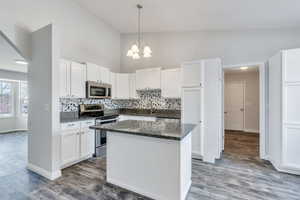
[223,65,261,157]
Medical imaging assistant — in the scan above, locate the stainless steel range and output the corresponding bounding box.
[79,104,119,157]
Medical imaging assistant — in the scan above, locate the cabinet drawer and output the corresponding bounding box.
[81,120,95,128]
[61,122,80,131]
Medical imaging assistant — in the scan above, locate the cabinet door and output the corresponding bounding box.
[80,130,95,158]
[59,60,71,97]
[86,63,100,82]
[110,72,117,98]
[182,87,203,157]
[182,62,203,87]
[136,68,161,90]
[161,68,181,98]
[129,74,137,99]
[116,73,130,99]
[100,67,110,84]
[70,62,87,98]
[61,131,80,166]
[149,68,161,89]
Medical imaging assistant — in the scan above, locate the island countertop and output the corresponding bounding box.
[89,120,195,141]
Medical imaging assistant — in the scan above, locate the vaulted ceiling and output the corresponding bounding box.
[75,0,300,33]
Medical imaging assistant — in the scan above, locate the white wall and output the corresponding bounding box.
[225,70,260,132]
[121,28,300,72]
[0,0,120,72]
[28,24,61,179]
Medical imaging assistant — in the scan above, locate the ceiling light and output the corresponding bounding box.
[240,66,249,70]
[15,59,28,65]
[127,4,152,60]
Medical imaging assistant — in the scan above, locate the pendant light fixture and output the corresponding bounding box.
[127,4,152,59]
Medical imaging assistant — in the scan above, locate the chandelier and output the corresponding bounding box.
[127,4,152,59]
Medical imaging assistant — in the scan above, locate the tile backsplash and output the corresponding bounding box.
[60,90,181,112]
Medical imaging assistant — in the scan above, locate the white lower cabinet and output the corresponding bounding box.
[182,87,203,158]
[61,120,95,168]
[61,131,80,166]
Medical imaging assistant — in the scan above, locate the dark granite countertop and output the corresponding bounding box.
[119,108,181,119]
[89,120,195,141]
[60,116,96,123]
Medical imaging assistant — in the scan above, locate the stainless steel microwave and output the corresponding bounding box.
[86,81,112,99]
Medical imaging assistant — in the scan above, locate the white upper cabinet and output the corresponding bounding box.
[70,62,86,98]
[116,73,130,99]
[59,59,71,97]
[86,62,100,82]
[129,74,137,99]
[161,68,181,98]
[181,62,203,87]
[100,67,110,84]
[86,62,110,84]
[110,72,117,99]
[136,68,161,90]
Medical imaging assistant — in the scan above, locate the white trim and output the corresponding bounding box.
[0,129,28,134]
[27,163,61,180]
[181,181,192,200]
[223,62,267,159]
[243,129,259,133]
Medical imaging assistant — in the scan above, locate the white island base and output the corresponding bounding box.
[106,131,192,200]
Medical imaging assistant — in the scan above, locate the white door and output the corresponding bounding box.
[70,62,87,98]
[224,82,244,130]
[61,131,80,166]
[182,87,203,157]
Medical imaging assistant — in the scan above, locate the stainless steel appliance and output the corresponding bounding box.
[79,104,119,157]
[86,81,112,99]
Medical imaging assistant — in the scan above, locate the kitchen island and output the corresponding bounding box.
[90,120,195,200]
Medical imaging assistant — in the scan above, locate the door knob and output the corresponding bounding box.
[240,108,244,112]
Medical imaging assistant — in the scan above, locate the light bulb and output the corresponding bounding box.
[131,44,139,53]
[144,52,152,58]
[132,53,140,60]
[143,46,152,54]
[127,50,133,57]
[240,66,249,70]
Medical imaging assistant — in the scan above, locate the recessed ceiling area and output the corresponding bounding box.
[224,65,259,74]
[0,31,27,73]
[75,0,300,33]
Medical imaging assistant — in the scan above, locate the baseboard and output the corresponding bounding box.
[60,154,92,169]
[108,178,173,200]
[27,163,61,180]
[243,129,259,133]
[181,180,192,200]
[192,151,203,160]
[268,159,300,176]
[0,129,28,134]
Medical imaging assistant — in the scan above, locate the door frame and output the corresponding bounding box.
[222,62,267,160]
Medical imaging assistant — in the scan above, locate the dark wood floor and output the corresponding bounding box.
[1,132,300,200]
[224,130,259,157]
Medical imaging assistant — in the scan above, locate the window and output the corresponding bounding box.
[0,80,14,117]
[20,81,28,115]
